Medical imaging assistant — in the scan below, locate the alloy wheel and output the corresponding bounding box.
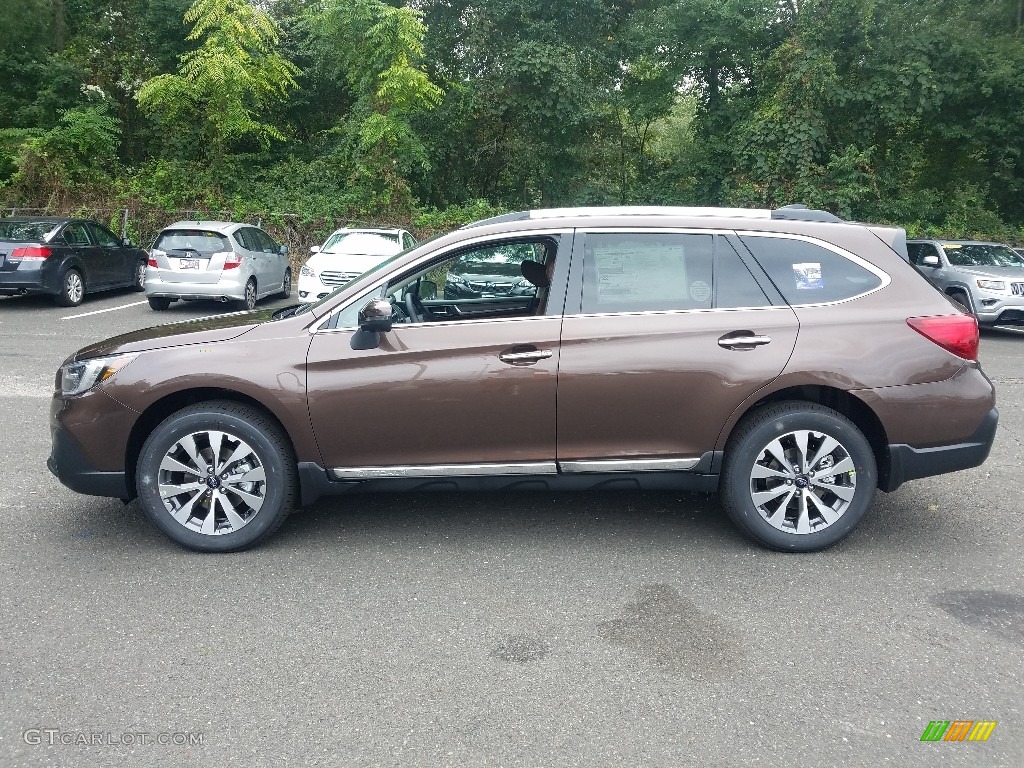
[748,429,857,535]
[157,430,267,536]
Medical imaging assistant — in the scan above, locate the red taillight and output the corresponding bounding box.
[223,253,243,270]
[147,256,158,267]
[907,315,979,361]
[11,246,52,260]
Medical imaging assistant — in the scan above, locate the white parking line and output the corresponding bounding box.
[62,300,149,320]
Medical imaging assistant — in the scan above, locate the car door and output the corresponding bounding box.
[235,228,265,286]
[60,221,109,287]
[907,242,946,289]
[556,230,799,470]
[256,229,284,293]
[305,232,570,473]
[85,222,131,286]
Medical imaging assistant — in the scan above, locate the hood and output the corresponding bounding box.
[306,251,392,274]
[953,266,1024,280]
[70,307,275,361]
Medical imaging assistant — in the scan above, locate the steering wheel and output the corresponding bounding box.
[404,289,427,323]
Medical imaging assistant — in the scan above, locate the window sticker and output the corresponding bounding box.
[689,280,711,302]
[793,262,823,290]
[593,243,688,303]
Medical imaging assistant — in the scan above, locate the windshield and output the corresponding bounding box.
[154,229,230,255]
[294,237,437,316]
[942,243,1024,268]
[321,232,401,257]
[0,221,58,242]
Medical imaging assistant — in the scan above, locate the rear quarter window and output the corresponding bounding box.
[739,235,883,304]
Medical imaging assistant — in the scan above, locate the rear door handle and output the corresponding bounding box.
[718,333,772,350]
[499,347,553,365]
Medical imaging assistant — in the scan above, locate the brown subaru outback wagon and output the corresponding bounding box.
[48,206,998,552]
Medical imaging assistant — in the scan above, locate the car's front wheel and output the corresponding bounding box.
[136,401,296,552]
[721,402,877,552]
[278,268,291,299]
[148,297,171,311]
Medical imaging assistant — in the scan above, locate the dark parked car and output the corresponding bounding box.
[0,217,148,306]
[49,206,997,553]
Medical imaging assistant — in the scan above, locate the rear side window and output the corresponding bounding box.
[581,233,714,313]
[716,239,772,308]
[155,229,230,255]
[739,235,883,304]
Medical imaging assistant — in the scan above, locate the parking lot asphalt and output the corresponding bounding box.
[0,288,1021,767]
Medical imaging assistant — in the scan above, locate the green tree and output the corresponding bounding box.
[136,0,300,167]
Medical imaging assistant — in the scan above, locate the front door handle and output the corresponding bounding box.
[718,333,772,350]
[499,347,553,365]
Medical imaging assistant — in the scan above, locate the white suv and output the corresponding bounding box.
[297,228,415,303]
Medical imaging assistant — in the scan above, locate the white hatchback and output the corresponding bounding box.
[297,228,415,303]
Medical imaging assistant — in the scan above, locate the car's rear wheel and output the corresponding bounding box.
[239,278,257,311]
[278,268,291,299]
[148,297,171,311]
[133,260,147,291]
[136,401,296,552]
[55,268,84,307]
[721,402,877,552]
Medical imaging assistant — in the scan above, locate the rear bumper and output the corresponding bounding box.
[0,270,57,295]
[881,407,998,492]
[145,274,246,301]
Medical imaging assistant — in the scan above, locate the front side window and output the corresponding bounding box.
[907,242,940,266]
[62,223,92,247]
[739,235,883,304]
[581,233,714,314]
[86,223,120,247]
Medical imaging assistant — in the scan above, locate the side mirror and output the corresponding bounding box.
[358,298,393,333]
[279,244,289,256]
[351,298,392,350]
[921,255,939,267]
[123,237,133,247]
[310,245,320,254]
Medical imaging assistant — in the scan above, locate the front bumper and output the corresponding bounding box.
[975,291,1024,325]
[297,275,332,303]
[880,407,998,492]
[48,422,131,498]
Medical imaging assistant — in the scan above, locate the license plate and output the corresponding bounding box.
[179,258,200,270]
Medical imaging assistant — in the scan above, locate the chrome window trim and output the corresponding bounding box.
[735,230,892,306]
[560,305,795,321]
[312,227,572,333]
[559,457,701,473]
[329,462,557,480]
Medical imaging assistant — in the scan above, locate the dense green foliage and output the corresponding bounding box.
[2,0,1023,242]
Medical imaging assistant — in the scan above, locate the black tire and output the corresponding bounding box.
[136,401,296,552]
[721,401,877,552]
[132,260,147,292]
[238,278,257,311]
[278,268,292,299]
[148,297,171,311]
[54,268,84,307]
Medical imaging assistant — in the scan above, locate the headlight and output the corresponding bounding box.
[300,265,316,277]
[976,279,1006,291]
[59,353,138,396]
